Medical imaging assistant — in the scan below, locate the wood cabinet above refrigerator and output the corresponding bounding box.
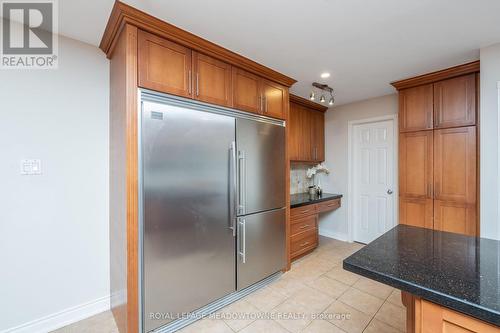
[289,94,328,163]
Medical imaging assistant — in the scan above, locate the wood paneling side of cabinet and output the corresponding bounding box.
[232,67,261,114]
[110,24,139,333]
[193,52,232,107]
[399,84,433,132]
[433,126,476,204]
[399,197,434,229]
[261,79,287,120]
[138,30,192,97]
[434,74,476,129]
[399,131,433,198]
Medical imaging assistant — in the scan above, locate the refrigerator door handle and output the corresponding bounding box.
[238,217,246,264]
[229,142,237,236]
[238,150,246,215]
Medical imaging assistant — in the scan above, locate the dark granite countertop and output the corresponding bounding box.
[343,225,500,326]
[290,192,342,208]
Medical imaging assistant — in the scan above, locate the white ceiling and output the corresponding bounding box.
[58,0,500,106]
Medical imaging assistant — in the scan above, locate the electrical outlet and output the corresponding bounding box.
[20,159,42,175]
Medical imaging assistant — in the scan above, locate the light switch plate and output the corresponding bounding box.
[20,159,42,175]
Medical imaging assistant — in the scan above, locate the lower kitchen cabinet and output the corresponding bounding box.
[403,293,500,333]
[289,197,341,261]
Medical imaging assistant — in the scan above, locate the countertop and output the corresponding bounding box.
[290,193,342,208]
[343,225,500,326]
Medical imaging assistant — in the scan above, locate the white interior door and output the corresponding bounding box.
[353,119,395,244]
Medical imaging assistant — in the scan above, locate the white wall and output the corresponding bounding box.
[480,43,500,240]
[319,94,398,241]
[0,34,110,332]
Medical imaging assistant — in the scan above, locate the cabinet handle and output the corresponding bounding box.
[264,96,268,113]
[300,241,310,247]
[188,70,192,95]
[300,209,310,214]
[427,111,432,128]
[435,181,440,198]
[196,73,199,96]
[299,224,310,229]
[259,95,263,112]
[427,183,432,198]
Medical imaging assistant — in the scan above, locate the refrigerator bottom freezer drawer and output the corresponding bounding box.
[237,208,286,290]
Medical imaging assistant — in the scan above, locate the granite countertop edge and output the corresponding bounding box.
[343,247,500,327]
[290,193,343,208]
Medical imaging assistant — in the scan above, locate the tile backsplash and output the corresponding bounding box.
[290,165,313,194]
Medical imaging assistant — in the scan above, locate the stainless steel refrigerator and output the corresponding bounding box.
[140,92,285,333]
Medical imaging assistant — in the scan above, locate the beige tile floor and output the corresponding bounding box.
[52,237,406,333]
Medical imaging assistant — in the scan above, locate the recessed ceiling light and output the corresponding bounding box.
[320,72,330,79]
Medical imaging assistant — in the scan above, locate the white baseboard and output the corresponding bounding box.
[319,229,351,242]
[2,295,110,333]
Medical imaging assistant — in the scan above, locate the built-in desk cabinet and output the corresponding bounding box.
[290,197,341,260]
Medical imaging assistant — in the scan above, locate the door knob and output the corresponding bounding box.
[387,189,393,195]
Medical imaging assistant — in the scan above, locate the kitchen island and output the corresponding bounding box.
[343,225,500,332]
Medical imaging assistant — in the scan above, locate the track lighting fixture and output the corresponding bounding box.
[308,82,335,106]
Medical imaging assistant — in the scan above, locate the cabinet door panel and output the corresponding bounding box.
[434,127,476,204]
[138,30,192,97]
[193,52,232,107]
[289,103,302,161]
[434,200,476,236]
[261,79,287,120]
[399,84,433,132]
[311,111,325,162]
[399,197,433,229]
[232,68,261,114]
[299,106,313,161]
[399,131,433,198]
[434,74,476,129]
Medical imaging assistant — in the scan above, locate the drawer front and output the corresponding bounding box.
[290,204,317,220]
[291,214,317,235]
[316,198,341,213]
[290,228,318,258]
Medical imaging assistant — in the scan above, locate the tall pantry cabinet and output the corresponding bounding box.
[392,62,479,236]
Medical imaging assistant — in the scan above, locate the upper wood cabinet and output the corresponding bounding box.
[399,131,433,198]
[433,126,476,204]
[399,84,433,132]
[261,79,287,120]
[311,111,325,161]
[137,31,293,120]
[232,68,288,119]
[193,52,232,107]
[289,95,327,163]
[434,74,476,129]
[232,67,261,113]
[138,30,192,98]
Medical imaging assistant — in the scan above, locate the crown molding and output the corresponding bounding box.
[99,1,297,87]
[289,94,329,112]
[391,60,480,90]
